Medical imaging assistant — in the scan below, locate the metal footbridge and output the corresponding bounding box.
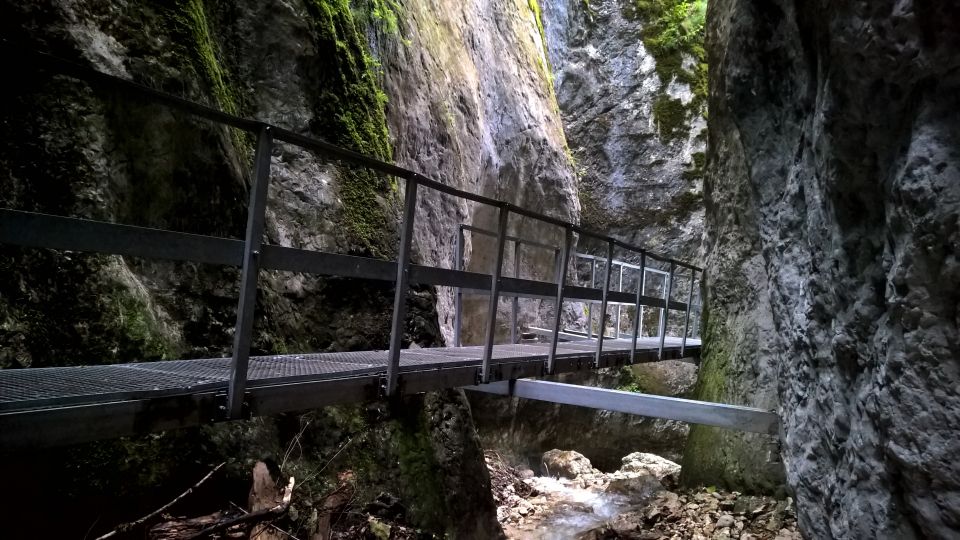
[0,50,778,450]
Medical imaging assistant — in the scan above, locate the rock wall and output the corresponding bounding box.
[698,0,960,537]
[380,0,580,344]
[541,0,706,260]
[0,0,577,537]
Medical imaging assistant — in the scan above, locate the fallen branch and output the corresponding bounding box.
[96,462,226,540]
[187,476,296,540]
[228,502,302,540]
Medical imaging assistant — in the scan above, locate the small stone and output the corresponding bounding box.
[716,514,735,528]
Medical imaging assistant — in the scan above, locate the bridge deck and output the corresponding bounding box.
[0,337,698,414]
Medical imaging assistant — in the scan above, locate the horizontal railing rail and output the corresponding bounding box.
[0,44,704,418]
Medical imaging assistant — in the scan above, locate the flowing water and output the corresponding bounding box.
[505,476,635,539]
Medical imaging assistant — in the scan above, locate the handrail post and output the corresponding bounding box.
[593,239,615,367]
[547,226,573,374]
[629,251,647,364]
[454,225,464,347]
[658,262,676,360]
[615,263,624,339]
[681,269,697,356]
[385,177,419,396]
[226,125,273,420]
[587,258,596,338]
[481,204,509,383]
[511,240,520,344]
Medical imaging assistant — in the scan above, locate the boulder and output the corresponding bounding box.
[619,452,682,483]
[541,449,594,479]
[605,474,663,501]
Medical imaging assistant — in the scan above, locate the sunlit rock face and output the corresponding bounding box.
[541,0,706,261]
[702,0,960,537]
[378,0,580,345]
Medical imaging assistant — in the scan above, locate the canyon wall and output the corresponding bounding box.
[700,0,960,537]
[542,0,706,261]
[0,0,577,537]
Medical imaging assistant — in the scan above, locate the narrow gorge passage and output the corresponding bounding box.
[1,0,958,539]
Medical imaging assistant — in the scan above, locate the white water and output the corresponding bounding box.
[507,476,635,539]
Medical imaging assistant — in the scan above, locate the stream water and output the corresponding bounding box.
[505,476,635,539]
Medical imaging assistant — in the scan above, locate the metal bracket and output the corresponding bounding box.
[766,435,783,464]
[212,392,250,422]
[378,375,405,400]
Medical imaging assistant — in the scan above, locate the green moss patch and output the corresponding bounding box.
[653,95,690,141]
[169,0,249,151]
[305,0,396,257]
[629,0,708,142]
[528,0,554,83]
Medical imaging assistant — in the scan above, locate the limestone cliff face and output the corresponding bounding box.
[0,0,575,536]
[541,0,706,260]
[378,0,580,344]
[698,0,960,537]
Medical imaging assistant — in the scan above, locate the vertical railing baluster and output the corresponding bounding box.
[511,239,520,344]
[553,249,561,283]
[227,125,273,420]
[454,225,464,347]
[658,262,676,360]
[385,177,419,396]
[547,227,573,374]
[681,268,697,356]
[593,240,615,367]
[587,258,596,338]
[628,251,646,364]
[481,205,509,384]
[615,263,624,339]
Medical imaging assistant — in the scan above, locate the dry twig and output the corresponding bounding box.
[186,476,296,540]
[95,462,226,540]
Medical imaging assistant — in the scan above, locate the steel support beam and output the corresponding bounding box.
[464,380,779,435]
[587,258,596,338]
[511,240,520,344]
[386,178,419,396]
[0,209,244,266]
[480,205,510,383]
[546,226,573,374]
[629,252,647,364]
[594,240,615,367]
[658,262,676,360]
[227,126,273,419]
[614,263,624,341]
[454,226,464,347]
[681,269,697,357]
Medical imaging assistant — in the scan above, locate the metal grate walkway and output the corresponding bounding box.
[0,337,697,413]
